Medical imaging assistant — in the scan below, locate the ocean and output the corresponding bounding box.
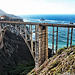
[20,14,75,50]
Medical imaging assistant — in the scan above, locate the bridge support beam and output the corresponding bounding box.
[0,23,3,49]
[35,25,48,71]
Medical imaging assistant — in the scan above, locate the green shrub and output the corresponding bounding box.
[57,48,65,55]
[66,49,73,55]
[73,51,75,54]
[73,46,75,49]
[51,60,60,68]
[53,55,57,59]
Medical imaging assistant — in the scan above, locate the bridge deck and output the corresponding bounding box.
[0,21,75,28]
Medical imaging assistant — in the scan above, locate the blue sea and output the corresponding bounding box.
[20,14,75,51]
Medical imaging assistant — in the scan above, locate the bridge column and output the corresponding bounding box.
[35,25,48,71]
[15,24,19,36]
[0,23,3,49]
[35,25,39,70]
[39,25,48,65]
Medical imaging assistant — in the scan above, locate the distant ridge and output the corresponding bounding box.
[0,9,22,19]
[0,9,6,14]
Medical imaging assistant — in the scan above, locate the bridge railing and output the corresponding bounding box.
[41,24,75,54]
[0,21,75,71]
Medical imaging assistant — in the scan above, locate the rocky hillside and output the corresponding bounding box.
[0,9,23,20]
[0,30,34,75]
[28,46,75,75]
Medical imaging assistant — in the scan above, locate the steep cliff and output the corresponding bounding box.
[28,46,75,75]
[0,30,34,75]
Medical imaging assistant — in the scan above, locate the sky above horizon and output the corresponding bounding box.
[0,0,75,15]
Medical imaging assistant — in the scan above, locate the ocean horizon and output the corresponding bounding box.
[20,14,75,50]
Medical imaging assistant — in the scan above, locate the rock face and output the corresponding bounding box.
[28,47,75,75]
[0,9,23,21]
[0,30,34,75]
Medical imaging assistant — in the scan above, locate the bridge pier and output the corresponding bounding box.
[0,23,3,49]
[35,25,48,71]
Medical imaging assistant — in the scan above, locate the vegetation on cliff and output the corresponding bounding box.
[28,46,75,75]
[0,30,35,75]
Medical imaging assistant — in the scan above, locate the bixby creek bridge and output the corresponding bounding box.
[0,21,75,71]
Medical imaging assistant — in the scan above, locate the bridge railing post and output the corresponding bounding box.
[35,25,48,71]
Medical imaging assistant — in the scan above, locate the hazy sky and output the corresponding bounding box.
[0,0,75,15]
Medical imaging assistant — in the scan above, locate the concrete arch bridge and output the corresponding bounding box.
[0,21,75,71]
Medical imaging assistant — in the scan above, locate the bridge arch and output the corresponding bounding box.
[0,23,33,56]
[1,21,75,71]
[0,22,48,71]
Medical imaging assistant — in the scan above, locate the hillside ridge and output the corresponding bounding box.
[0,9,22,19]
[28,46,75,75]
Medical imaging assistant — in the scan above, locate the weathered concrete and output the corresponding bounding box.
[0,21,75,72]
[0,23,3,49]
[35,25,48,71]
